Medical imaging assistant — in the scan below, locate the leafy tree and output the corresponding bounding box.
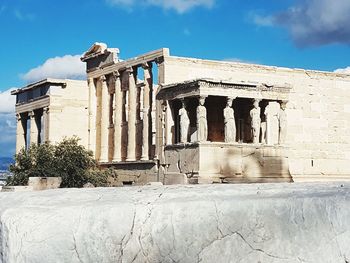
[7,137,115,188]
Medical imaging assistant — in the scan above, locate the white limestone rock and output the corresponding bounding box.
[0,182,350,262]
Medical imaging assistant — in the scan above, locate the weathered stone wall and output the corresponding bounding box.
[162,56,350,181]
[102,162,159,186]
[0,183,349,262]
[164,143,291,184]
[49,79,89,147]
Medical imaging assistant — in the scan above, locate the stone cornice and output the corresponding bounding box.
[157,79,291,101]
[86,48,170,79]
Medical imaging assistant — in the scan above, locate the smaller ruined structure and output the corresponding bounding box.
[12,79,89,151]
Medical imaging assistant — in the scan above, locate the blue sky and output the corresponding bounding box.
[0,0,350,157]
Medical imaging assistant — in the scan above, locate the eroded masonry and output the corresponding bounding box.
[13,43,350,185]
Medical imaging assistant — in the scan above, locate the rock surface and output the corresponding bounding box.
[0,182,350,263]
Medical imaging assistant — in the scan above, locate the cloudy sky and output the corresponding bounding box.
[0,0,350,157]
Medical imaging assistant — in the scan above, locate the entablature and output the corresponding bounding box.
[157,79,292,101]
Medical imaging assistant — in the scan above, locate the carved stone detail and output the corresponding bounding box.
[179,100,190,143]
[197,97,208,142]
[224,97,236,143]
[250,99,261,144]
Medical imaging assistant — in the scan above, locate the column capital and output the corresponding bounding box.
[124,67,134,74]
[141,62,152,70]
[28,111,35,118]
[111,71,120,79]
[99,75,107,82]
[16,113,21,121]
[279,100,288,106]
[155,57,164,65]
[87,77,94,85]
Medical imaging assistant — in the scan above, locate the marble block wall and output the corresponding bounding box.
[162,56,350,181]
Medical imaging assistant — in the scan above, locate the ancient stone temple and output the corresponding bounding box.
[12,79,89,151]
[13,43,350,185]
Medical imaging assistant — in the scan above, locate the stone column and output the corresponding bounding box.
[16,113,26,153]
[165,101,175,145]
[179,100,190,143]
[250,99,261,144]
[29,111,38,146]
[99,76,109,162]
[141,63,152,160]
[113,72,122,162]
[126,68,137,161]
[42,107,50,142]
[224,97,236,143]
[88,78,97,155]
[197,96,208,142]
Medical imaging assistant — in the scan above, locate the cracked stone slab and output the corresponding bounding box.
[0,182,350,263]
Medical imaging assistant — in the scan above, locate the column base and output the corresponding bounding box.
[99,158,109,163]
[141,155,149,161]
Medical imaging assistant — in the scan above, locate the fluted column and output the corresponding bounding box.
[126,68,137,161]
[141,63,152,160]
[29,111,38,146]
[16,113,26,153]
[99,76,109,162]
[88,78,97,155]
[42,107,50,143]
[113,72,122,162]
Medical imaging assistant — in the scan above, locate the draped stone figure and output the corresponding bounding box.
[179,100,190,143]
[250,99,261,144]
[224,97,236,143]
[279,101,287,144]
[197,97,208,142]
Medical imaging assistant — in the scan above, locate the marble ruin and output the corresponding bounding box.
[12,43,350,185]
[11,79,89,151]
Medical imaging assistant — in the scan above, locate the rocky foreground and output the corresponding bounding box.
[0,182,349,263]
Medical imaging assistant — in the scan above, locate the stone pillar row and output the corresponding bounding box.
[92,64,154,163]
[15,108,49,153]
[177,97,287,145]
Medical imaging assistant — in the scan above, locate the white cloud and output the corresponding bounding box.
[21,55,86,83]
[0,89,15,114]
[0,113,16,157]
[252,0,350,46]
[334,67,350,74]
[107,0,215,13]
[249,13,273,27]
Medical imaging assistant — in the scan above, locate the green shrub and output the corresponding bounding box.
[7,137,116,188]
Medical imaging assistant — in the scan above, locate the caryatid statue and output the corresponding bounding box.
[224,97,236,143]
[197,96,208,142]
[179,100,190,143]
[250,99,261,144]
[279,101,287,144]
